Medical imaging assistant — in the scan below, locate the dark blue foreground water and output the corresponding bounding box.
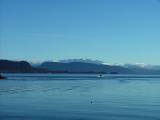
[0,74,160,120]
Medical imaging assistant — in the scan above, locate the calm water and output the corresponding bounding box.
[0,74,160,120]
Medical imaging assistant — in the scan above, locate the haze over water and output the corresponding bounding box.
[0,74,160,120]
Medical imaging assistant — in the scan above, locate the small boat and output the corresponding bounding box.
[97,74,104,78]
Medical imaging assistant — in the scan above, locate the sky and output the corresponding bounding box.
[0,0,160,64]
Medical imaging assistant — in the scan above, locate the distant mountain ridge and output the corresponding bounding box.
[38,61,133,74]
[0,60,132,74]
[1,59,160,74]
[124,64,160,74]
[59,59,104,64]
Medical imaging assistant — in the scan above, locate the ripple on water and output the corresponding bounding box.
[0,74,160,120]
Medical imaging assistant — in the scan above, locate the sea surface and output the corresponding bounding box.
[0,74,160,120]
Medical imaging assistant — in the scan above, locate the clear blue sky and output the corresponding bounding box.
[0,0,160,64]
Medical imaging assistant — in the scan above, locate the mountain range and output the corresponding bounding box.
[124,64,160,74]
[0,59,160,74]
[38,61,132,74]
